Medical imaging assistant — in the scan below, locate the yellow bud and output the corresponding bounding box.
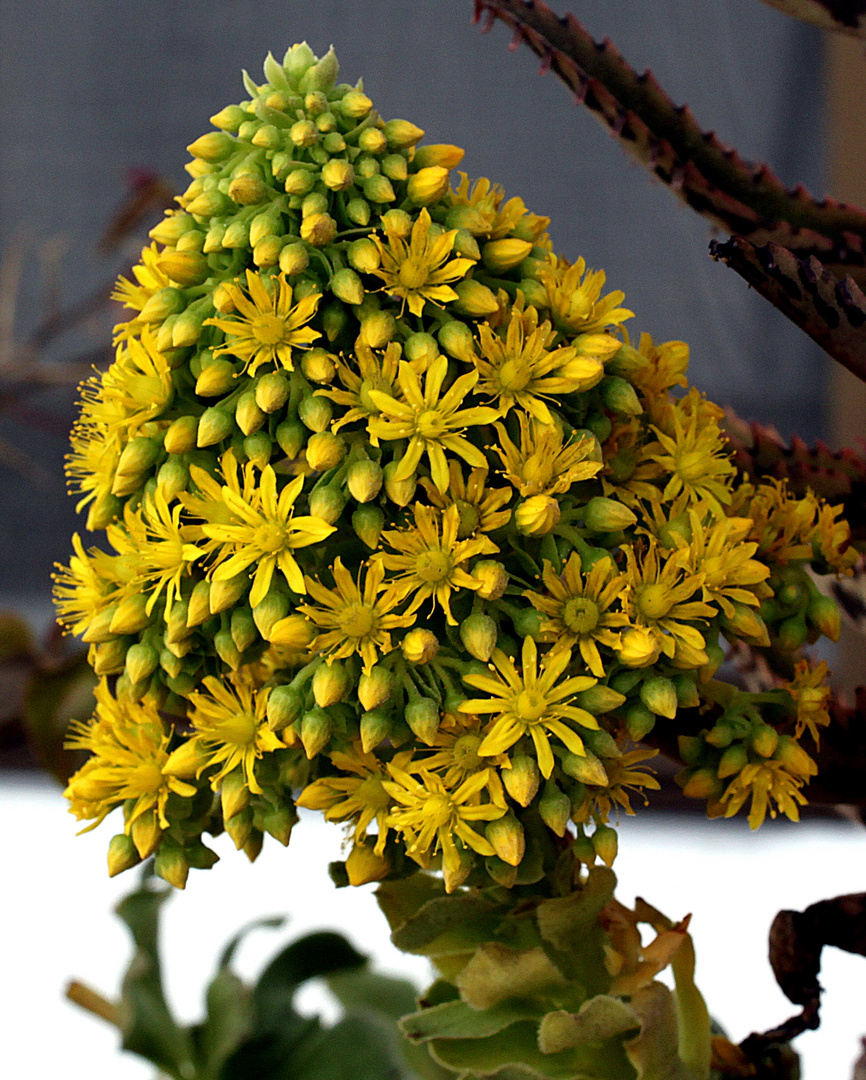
[305,431,346,472]
[300,212,337,247]
[210,105,247,132]
[401,628,439,664]
[252,589,290,639]
[139,286,185,323]
[125,643,159,685]
[156,251,209,287]
[681,767,724,801]
[363,174,396,203]
[267,684,305,732]
[185,189,234,218]
[381,209,412,238]
[186,580,212,627]
[345,841,390,886]
[209,571,249,614]
[321,158,354,191]
[212,281,236,313]
[108,833,141,877]
[251,123,282,151]
[717,744,748,779]
[503,755,541,808]
[412,144,465,171]
[228,174,269,205]
[383,460,416,506]
[291,119,320,147]
[473,560,508,601]
[149,213,196,245]
[359,310,397,348]
[481,238,533,274]
[90,639,127,676]
[774,736,817,778]
[195,358,236,397]
[222,219,250,248]
[404,332,440,367]
[347,237,380,274]
[515,495,560,537]
[383,119,425,149]
[358,666,393,711]
[284,167,317,196]
[751,724,779,758]
[269,614,316,648]
[278,243,309,277]
[187,131,236,161]
[251,370,288,414]
[330,267,365,305]
[583,496,637,533]
[382,154,408,182]
[808,594,841,642]
[460,613,498,662]
[639,676,678,719]
[617,627,662,668]
[340,90,373,119]
[407,166,449,206]
[115,435,161,479]
[538,779,571,836]
[405,697,440,745]
[301,708,332,759]
[352,505,385,548]
[485,812,524,866]
[347,459,383,502]
[154,844,190,890]
[313,661,350,707]
[360,709,391,752]
[298,395,333,432]
[592,824,618,867]
[562,749,607,787]
[720,600,770,646]
[163,737,210,779]
[301,348,336,383]
[358,127,388,154]
[253,235,285,269]
[451,279,499,317]
[235,392,266,436]
[196,406,235,447]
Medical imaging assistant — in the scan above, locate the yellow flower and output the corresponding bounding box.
[622,332,690,417]
[411,713,508,807]
[785,659,832,745]
[719,759,810,830]
[571,748,660,824]
[99,330,174,436]
[368,207,476,317]
[419,460,512,537]
[448,174,549,241]
[492,412,602,497]
[462,636,598,779]
[537,254,633,336]
[646,389,735,514]
[317,341,404,441]
[53,534,133,637]
[525,554,629,677]
[811,502,859,575]
[298,557,414,673]
[111,243,174,338]
[729,479,819,566]
[383,764,504,891]
[163,670,282,795]
[65,417,123,522]
[378,503,497,624]
[205,269,321,375]
[599,417,666,508]
[367,354,499,492]
[474,299,605,422]
[64,681,196,845]
[297,744,409,854]
[621,541,715,667]
[196,460,336,604]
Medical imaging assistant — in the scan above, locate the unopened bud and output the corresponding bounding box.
[195,358,236,397]
[92,639,128,676]
[592,824,618,867]
[230,607,257,653]
[617,627,662,668]
[209,572,249,614]
[345,841,390,886]
[515,495,560,537]
[188,131,236,161]
[561,749,608,787]
[235,392,266,436]
[157,458,189,502]
[157,251,209,287]
[298,395,333,432]
[300,212,337,247]
[140,287,186,323]
[109,593,151,635]
[360,708,391,753]
[261,803,296,846]
[345,458,382,502]
[718,743,748,779]
[473,560,508,601]
[108,833,141,877]
[485,812,525,866]
[279,242,310,276]
[413,144,465,171]
[163,416,199,457]
[363,174,396,204]
[721,600,771,645]
[154,842,190,890]
[312,661,350,707]
[252,589,290,640]
[383,460,416,506]
[301,707,332,759]
[625,701,656,741]
[539,779,571,836]
[405,697,440,745]
[751,724,779,758]
[401,628,438,664]
[125,642,159,685]
[460,613,498,662]
[347,238,380,274]
[275,419,306,459]
[600,376,643,416]
[451,279,499,318]
[358,666,393,711]
[381,154,408,182]
[302,349,336,383]
[574,684,626,715]
[681,767,723,800]
[267,684,305,732]
[503,754,540,808]
[774,735,816,778]
[330,267,365,306]
[253,235,285,269]
[352,504,385,548]
[222,219,251,248]
[305,431,346,472]
[583,496,637,534]
[482,238,533,274]
[214,627,241,669]
[359,310,397,348]
[185,190,234,218]
[116,436,161,478]
[807,594,841,642]
[640,676,678,719]
[308,486,346,524]
[80,605,118,645]
[269,614,316,648]
[345,197,371,226]
[321,158,354,192]
[228,174,269,206]
[149,213,196,245]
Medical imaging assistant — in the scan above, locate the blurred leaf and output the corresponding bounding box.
[292,1012,412,1080]
[115,879,197,1080]
[401,999,543,1043]
[327,967,418,1022]
[624,983,698,1080]
[0,610,34,663]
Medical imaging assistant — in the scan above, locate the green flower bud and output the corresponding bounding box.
[140,286,186,323]
[445,204,489,235]
[197,406,235,447]
[625,701,656,741]
[330,267,365,305]
[347,238,380,274]
[108,833,142,877]
[752,724,779,759]
[358,666,393,712]
[301,212,337,247]
[215,627,242,669]
[583,496,637,534]
[276,419,306,459]
[359,309,396,348]
[347,458,383,502]
[681,768,723,801]
[502,754,540,807]
[381,209,412,237]
[485,855,518,888]
[261,803,296,846]
[157,250,210,287]
[807,593,841,642]
[321,301,348,342]
[244,432,272,469]
[301,349,336,383]
[321,158,355,191]
[383,460,416,506]
[574,684,626,715]
[195,358,236,397]
[481,238,532,274]
[672,673,701,709]
[600,376,643,416]
[301,706,332,759]
[363,174,396,204]
[92,638,129,676]
[159,647,184,679]
[346,197,371,226]
[154,841,190,889]
[340,89,373,119]
[225,809,255,851]
[210,104,248,132]
[284,168,317,197]
[381,153,408,182]
[640,676,678,719]
[235,392,266,436]
[187,131,236,161]
[185,190,234,218]
[357,708,389,753]
[303,46,339,93]
[582,727,621,759]
[185,580,211,627]
[202,222,226,253]
[353,504,385,548]
[251,123,282,151]
[453,229,481,261]
[115,435,161,479]
[308,486,346,526]
[166,671,196,697]
[718,743,749,779]
[85,492,121,531]
[404,332,439,366]
[357,127,388,154]
[677,735,703,765]
[156,459,189,503]
[298,395,333,432]
[313,660,350,707]
[149,213,196,245]
[517,278,548,308]
[485,812,524,866]
[222,218,251,249]
[515,494,560,537]
[253,235,285,269]
[125,642,159,685]
[561,749,608,787]
[267,684,305,733]
[228,174,269,205]
[592,824,618,868]
[538,779,570,836]
[383,119,425,149]
[511,606,543,639]
[306,431,346,472]
[250,370,288,414]
[451,279,499,317]
[459,612,498,662]
[473,560,508,601]
[230,607,258,653]
[405,697,440,745]
[721,600,771,646]
[209,572,249,614]
[252,588,290,640]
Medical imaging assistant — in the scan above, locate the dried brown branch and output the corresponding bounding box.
[758,0,866,36]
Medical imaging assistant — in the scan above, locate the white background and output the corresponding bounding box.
[2,772,864,1079]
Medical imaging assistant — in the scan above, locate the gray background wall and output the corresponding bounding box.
[0,0,826,603]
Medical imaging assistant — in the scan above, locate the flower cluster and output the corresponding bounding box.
[56,44,854,891]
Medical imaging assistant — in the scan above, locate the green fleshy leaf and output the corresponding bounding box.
[114,880,196,1078]
[401,999,544,1043]
[455,945,567,1011]
[429,1019,635,1080]
[377,874,448,934]
[327,968,419,1023]
[538,998,640,1055]
[624,983,700,1080]
[390,894,500,957]
[536,868,617,955]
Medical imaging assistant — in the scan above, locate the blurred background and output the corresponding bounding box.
[0,1,863,1077]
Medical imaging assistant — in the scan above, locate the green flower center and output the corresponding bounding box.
[455,499,481,538]
[675,450,707,483]
[398,257,429,290]
[426,793,454,826]
[129,761,165,795]
[498,359,531,392]
[251,313,287,345]
[415,549,453,583]
[514,689,548,723]
[563,597,600,635]
[357,775,390,811]
[217,711,259,747]
[255,523,287,553]
[339,603,377,639]
[636,583,673,620]
[451,734,483,768]
[416,409,447,439]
